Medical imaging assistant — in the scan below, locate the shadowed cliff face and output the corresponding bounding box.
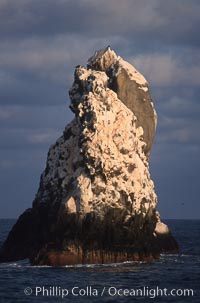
[0,48,178,265]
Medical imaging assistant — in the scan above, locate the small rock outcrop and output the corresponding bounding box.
[0,48,178,265]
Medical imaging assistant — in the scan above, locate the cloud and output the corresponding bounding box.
[0,148,46,217]
[0,0,199,48]
[0,107,14,120]
[0,105,72,128]
[28,130,61,144]
[130,52,200,87]
[154,0,200,46]
[0,34,125,105]
[160,96,200,118]
[157,116,200,144]
[0,127,61,150]
[0,104,73,153]
[0,0,157,39]
[0,34,124,73]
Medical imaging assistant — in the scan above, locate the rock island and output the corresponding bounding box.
[0,47,179,265]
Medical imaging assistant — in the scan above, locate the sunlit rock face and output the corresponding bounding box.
[0,48,178,266]
[87,47,157,156]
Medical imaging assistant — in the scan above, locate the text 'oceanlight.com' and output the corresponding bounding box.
[24,285,194,299]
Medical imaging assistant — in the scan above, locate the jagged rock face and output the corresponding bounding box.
[88,48,157,156]
[67,66,157,221]
[0,48,178,265]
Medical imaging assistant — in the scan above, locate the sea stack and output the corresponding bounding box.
[0,47,179,265]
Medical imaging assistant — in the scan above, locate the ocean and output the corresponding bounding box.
[0,219,199,302]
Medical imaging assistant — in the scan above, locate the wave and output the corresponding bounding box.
[0,259,147,269]
[1,254,197,270]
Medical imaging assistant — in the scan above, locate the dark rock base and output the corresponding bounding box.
[0,207,179,266]
[31,247,159,266]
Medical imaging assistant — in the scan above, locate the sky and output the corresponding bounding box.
[0,0,200,219]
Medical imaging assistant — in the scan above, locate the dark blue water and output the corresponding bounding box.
[0,219,199,302]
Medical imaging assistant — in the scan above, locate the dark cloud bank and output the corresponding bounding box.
[0,0,200,218]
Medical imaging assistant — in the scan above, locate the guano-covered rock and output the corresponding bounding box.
[0,47,179,265]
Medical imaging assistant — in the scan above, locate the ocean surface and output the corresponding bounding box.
[0,219,199,303]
